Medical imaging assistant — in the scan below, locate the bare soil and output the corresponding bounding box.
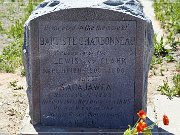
[0,72,28,135]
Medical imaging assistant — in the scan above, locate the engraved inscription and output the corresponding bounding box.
[43,23,130,31]
[39,36,136,46]
[39,21,136,128]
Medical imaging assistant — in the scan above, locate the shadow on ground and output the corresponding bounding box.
[147,117,174,135]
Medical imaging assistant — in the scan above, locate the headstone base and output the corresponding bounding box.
[19,109,126,135]
[20,107,160,135]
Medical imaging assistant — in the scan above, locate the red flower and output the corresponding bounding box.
[136,120,147,132]
[163,115,169,125]
[137,110,147,119]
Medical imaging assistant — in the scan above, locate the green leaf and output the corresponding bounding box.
[143,128,152,135]
[123,128,132,135]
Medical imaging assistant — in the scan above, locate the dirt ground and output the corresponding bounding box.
[0,0,179,135]
[0,72,28,135]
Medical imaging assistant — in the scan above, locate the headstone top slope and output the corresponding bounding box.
[26,0,145,25]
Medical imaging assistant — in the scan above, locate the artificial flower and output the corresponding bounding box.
[136,120,147,132]
[137,110,147,119]
[163,115,169,125]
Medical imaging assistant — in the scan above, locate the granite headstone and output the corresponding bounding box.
[23,0,154,130]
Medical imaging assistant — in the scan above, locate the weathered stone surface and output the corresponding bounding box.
[23,0,154,129]
[20,108,127,135]
[39,20,136,128]
[20,108,159,135]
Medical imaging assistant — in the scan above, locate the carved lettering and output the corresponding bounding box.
[40,36,136,46]
[39,21,136,127]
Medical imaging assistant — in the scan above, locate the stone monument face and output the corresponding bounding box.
[39,20,136,128]
[23,1,154,130]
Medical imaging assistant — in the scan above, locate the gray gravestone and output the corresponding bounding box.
[22,0,154,131]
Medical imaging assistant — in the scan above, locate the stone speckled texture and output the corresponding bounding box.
[22,0,154,130]
[25,0,144,25]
